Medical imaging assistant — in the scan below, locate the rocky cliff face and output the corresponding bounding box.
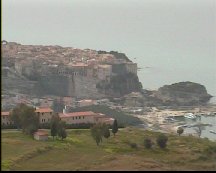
[155,82,212,106]
[96,72,143,97]
[36,75,106,99]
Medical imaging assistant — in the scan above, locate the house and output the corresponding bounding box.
[59,111,114,125]
[124,92,143,107]
[34,130,48,141]
[77,99,95,107]
[59,111,97,124]
[94,113,114,125]
[1,111,13,126]
[35,107,54,124]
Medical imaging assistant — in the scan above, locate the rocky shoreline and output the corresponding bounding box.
[133,105,216,139]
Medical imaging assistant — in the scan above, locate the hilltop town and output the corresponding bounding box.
[2,40,142,111]
[2,41,213,110]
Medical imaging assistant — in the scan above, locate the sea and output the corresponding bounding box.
[174,115,216,141]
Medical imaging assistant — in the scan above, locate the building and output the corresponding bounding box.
[59,111,114,125]
[59,111,97,124]
[124,92,143,107]
[125,62,137,75]
[94,113,114,125]
[97,64,112,82]
[34,130,48,141]
[1,112,13,126]
[77,99,95,107]
[69,63,88,76]
[35,107,54,124]
[63,97,75,107]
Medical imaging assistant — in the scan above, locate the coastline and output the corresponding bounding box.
[133,104,216,140]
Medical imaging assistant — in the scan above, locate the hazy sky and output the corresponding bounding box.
[2,0,216,95]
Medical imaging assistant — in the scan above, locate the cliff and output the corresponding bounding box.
[96,72,143,97]
[38,75,105,99]
[154,82,212,106]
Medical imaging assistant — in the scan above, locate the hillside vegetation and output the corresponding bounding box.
[69,105,143,126]
[2,127,216,171]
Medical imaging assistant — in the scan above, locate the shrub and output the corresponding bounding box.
[156,134,168,149]
[144,138,153,149]
[204,145,216,155]
[177,127,184,136]
[130,143,138,149]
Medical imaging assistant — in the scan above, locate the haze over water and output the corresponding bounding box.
[2,0,216,98]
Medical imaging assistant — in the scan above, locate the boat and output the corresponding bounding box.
[209,130,216,134]
[178,124,188,128]
[184,113,196,119]
[187,124,196,128]
[164,117,176,121]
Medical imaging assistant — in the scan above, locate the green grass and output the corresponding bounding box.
[1,127,216,171]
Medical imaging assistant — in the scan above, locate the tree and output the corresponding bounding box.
[177,127,184,136]
[58,128,67,140]
[52,98,64,113]
[50,113,60,140]
[103,126,110,139]
[144,138,153,149]
[112,119,118,136]
[58,121,67,140]
[91,124,103,146]
[194,122,205,138]
[9,103,26,129]
[10,104,39,135]
[21,106,39,135]
[156,134,168,149]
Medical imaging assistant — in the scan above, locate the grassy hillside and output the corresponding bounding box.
[69,105,143,126]
[1,128,216,171]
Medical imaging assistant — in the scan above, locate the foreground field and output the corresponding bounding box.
[1,127,216,171]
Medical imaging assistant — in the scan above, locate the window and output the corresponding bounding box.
[83,116,84,119]
[50,112,52,115]
[42,113,44,115]
[79,116,81,119]
[76,117,77,119]
[73,117,74,120]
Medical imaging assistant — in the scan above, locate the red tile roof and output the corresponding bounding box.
[34,130,48,136]
[35,108,53,113]
[1,112,10,116]
[71,63,88,67]
[60,111,96,118]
